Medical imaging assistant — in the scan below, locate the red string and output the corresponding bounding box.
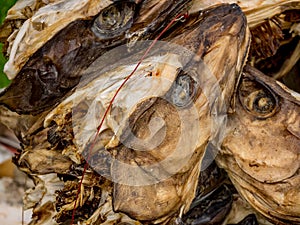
[70,12,188,225]
[0,143,18,154]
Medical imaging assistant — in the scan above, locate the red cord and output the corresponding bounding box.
[70,12,188,225]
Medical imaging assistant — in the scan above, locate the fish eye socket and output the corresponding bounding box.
[170,72,198,108]
[238,78,278,119]
[92,2,136,39]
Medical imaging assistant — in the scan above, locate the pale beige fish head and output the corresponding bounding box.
[217,65,300,224]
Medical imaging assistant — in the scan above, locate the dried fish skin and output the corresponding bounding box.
[216,65,300,224]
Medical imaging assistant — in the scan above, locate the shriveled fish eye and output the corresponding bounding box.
[170,72,198,108]
[92,2,136,39]
[238,78,278,119]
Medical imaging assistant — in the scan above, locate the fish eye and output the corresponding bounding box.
[238,77,279,119]
[170,71,198,108]
[92,2,136,39]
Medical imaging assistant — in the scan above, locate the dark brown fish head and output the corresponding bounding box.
[0,0,191,115]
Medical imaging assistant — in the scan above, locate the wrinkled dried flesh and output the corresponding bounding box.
[112,98,208,222]
[216,65,300,224]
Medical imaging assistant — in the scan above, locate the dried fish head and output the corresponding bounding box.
[0,0,191,115]
[30,3,250,224]
[216,65,300,224]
